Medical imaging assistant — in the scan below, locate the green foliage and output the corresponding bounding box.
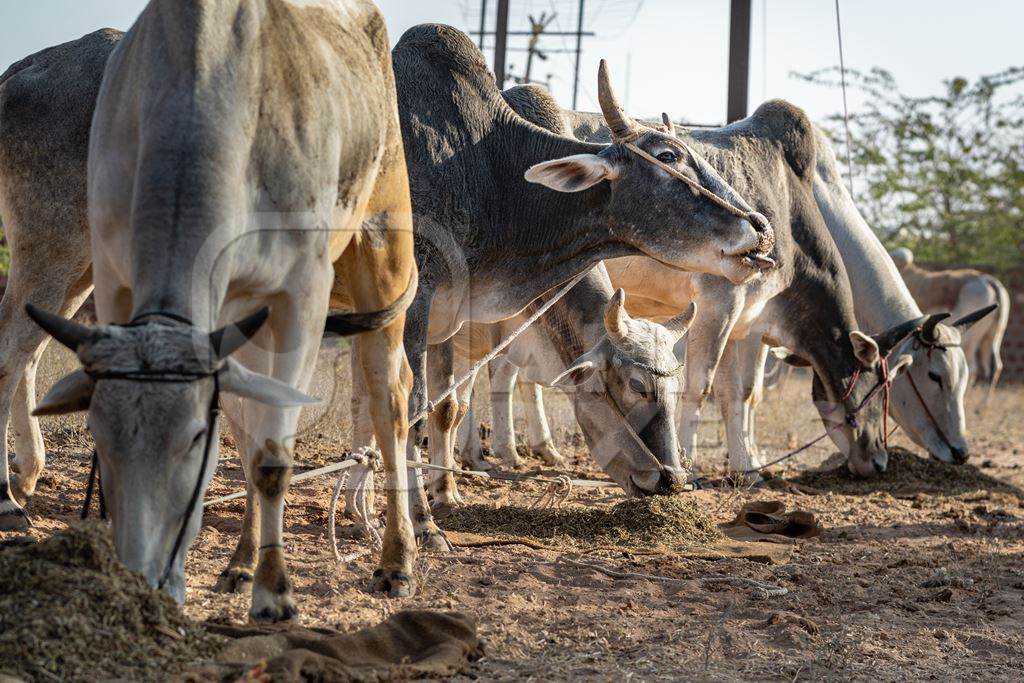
[796,66,1024,275]
[0,226,8,277]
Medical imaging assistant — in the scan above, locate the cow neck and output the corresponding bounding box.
[482,119,638,308]
[814,177,923,333]
[535,266,616,365]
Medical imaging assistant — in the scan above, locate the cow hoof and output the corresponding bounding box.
[9,475,33,506]
[213,567,254,593]
[368,568,416,598]
[249,599,298,624]
[0,501,30,532]
[417,525,454,553]
[493,447,521,469]
[533,444,566,468]
[463,457,494,472]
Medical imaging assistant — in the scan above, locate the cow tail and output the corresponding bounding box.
[324,271,416,337]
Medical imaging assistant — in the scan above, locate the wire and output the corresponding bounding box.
[835,0,855,196]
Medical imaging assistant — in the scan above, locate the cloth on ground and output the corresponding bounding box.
[720,500,822,544]
[184,610,481,682]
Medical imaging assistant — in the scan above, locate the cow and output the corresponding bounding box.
[0,29,123,531]
[369,24,774,528]
[469,83,918,481]
[891,247,1007,398]
[22,0,419,622]
[409,267,695,499]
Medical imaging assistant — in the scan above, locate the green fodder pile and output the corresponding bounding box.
[789,447,1023,498]
[0,522,223,682]
[444,495,722,549]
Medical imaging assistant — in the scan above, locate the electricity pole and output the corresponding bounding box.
[571,0,586,109]
[477,0,488,49]
[493,0,510,88]
[727,0,752,123]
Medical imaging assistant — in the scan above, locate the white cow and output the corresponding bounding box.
[26,0,420,620]
[891,247,1008,398]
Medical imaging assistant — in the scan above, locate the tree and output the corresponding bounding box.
[797,66,1024,275]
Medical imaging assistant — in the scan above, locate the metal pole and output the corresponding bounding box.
[478,0,488,49]
[726,0,752,123]
[493,0,510,88]
[571,0,585,109]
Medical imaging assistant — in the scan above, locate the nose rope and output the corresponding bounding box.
[621,141,765,230]
[737,350,898,477]
[905,369,958,455]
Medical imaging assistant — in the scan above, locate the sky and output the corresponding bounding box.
[2,1,1022,126]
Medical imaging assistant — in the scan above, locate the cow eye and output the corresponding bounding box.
[656,150,678,164]
[927,371,943,389]
[628,377,649,396]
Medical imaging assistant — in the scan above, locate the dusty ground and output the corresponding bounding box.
[7,340,1024,681]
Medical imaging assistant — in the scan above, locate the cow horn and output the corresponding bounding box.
[872,315,927,355]
[25,304,91,351]
[210,307,270,359]
[598,60,641,142]
[664,302,696,342]
[920,312,951,343]
[952,303,997,329]
[604,289,629,346]
[661,112,675,136]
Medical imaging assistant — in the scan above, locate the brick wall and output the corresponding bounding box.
[1000,287,1024,383]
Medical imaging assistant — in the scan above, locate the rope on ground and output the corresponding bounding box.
[328,448,382,563]
[703,576,789,600]
[528,474,574,509]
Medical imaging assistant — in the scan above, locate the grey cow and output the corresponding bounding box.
[368,24,773,530]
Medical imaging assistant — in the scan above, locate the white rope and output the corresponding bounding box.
[410,265,595,425]
[328,448,382,562]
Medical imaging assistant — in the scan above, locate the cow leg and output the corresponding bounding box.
[425,341,462,511]
[456,399,485,468]
[356,315,418,597]
[340,336,381,538]
[0,261,92,529]
[714,342,760,481]
[678,290,741,471]
[519,380,565,467]
[489,357,522,468]
[740,340,770,470]
[242,271,331,623]
[400,292,451,552]
[212,404,260,593]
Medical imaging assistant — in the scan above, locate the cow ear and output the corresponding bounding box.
[219,358,320,407]
[550,359,598,388]
[850,331,880,368]
[524,154,619,192]
[770,347,811,367]
[34,370,95,416]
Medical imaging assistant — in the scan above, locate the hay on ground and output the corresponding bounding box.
[0,521,223,682]
[443,495,723,549]
[789,446,1023,498]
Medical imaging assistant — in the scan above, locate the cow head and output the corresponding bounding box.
[525,61,775,286]
[891,306,995,464]
[777,317,925,477]
[26,305,316,603]
[549,290,694,496]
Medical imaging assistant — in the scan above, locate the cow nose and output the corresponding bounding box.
[655,467,688,494]
[950,447,969,465]
[873,457,887,474]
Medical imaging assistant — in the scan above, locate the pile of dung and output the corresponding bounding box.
[789,447,1023,498]
[444,495,722,549]
[0,522,223,682]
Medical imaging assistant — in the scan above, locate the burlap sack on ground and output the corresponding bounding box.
[184,610,481,682]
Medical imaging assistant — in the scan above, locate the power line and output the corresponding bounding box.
[835,0,855,196]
